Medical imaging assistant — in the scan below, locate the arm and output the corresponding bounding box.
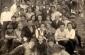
[54,30,58,41]
[35,29,38,39]
[9,45,24,55]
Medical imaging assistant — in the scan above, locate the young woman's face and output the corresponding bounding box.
[38,16,42,21]
[32,16,35,21]
[21,16,26,21]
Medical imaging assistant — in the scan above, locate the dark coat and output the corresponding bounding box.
[51,20,64,29]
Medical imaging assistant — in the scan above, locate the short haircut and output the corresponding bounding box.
[67,22,72,26]
[11,16,16,19]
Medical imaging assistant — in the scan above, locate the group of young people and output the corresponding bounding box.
[0,0,83,55]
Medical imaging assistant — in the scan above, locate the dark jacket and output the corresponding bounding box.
[51,20,64,29]
[22,26,35,40]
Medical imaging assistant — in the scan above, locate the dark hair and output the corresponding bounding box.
[67,22,72,27]
[20,15,26,18]
[47,37,55,43]
[59,22,65,27]
[11,16,16,19]
[31,15,36,20]
[51,6,55,9]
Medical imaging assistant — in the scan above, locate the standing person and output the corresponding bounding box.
[22,20,35,42]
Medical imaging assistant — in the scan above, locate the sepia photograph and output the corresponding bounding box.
[0,0,85,55]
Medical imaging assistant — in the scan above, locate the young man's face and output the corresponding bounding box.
[4,8,9,11]
[60,25,65,31]
[48,41,54,47]
[67,24,72,30]
[28,21,32,27]
[51,7,55,12]
[45,5,49,10]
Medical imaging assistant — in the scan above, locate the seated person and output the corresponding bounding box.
[22,20,35,42]
[65,23,76,55]
[4,24,18,52]
[9,16,18,30]
[15,23,23,43]
[55,23,68,42]
[45,23,55,39]
[35,23,46,39]
[47,38,70,55]
[36,35,47,55]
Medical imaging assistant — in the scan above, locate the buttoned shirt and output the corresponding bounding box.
[65,29,75,39]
